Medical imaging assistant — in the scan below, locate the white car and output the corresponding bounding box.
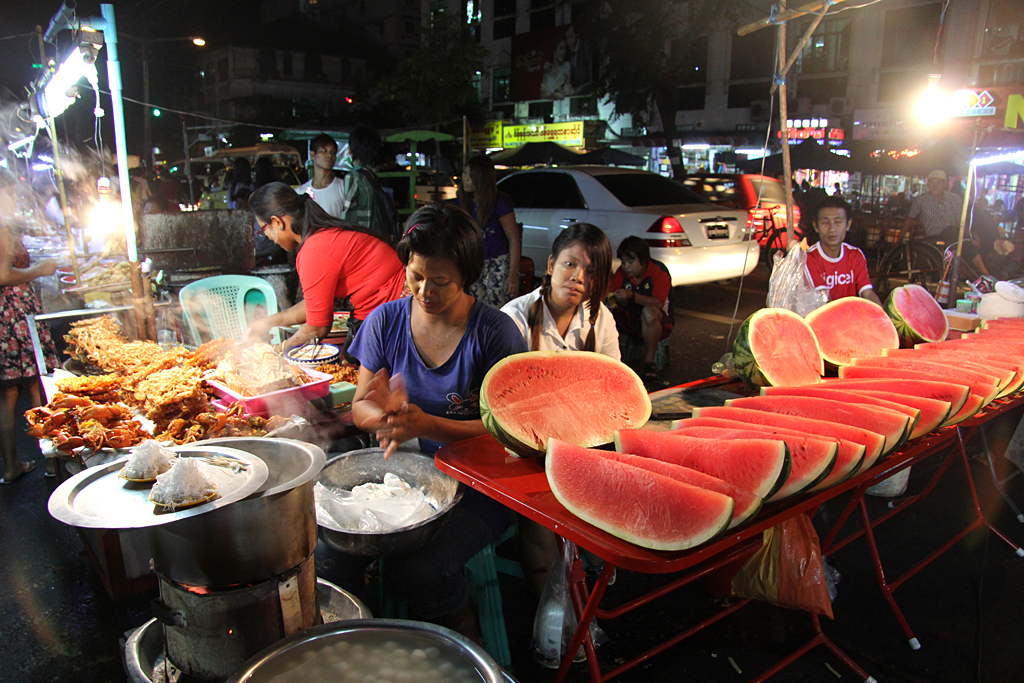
[497,167,759,286]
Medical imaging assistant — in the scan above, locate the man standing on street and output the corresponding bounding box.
[297,133,345,218]
[339,125,381,229]
[898,169,963,245]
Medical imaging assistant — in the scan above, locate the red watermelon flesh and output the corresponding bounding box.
[845,358,1003,403]
[545,439,734,551]
[597,450,762,528]
[833,368,987,422]
[736,308,824,387]
[843,390,950,436]
[673,417,862,491]
[979,318,1024,330]
[760,386,933,440]
[820,378,969,418]
[613,430,789,500]
[805,297,899,366]
[663,425,835,500]
[888,284,949,343]
[726,395,911,460]
[689,407,880,479]
[882,348,1024,396]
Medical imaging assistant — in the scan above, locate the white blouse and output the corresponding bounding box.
[501,288,620,360]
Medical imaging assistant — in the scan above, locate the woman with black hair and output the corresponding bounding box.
[346,202,526,638]
[245,182,405,357]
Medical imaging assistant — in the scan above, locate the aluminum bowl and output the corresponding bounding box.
[315,447,463,557]
[227,619,504,683]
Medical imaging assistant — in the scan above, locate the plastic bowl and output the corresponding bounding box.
[284,342,341,367]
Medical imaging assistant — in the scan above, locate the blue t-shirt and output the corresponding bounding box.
[347,296,528,453]
[455,193,515,260]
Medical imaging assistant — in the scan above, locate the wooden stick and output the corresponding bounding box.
[778,2,796,247]
[738,0,853,36]
[771,8,828,96]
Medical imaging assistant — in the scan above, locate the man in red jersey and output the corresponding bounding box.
[805,195,882,305]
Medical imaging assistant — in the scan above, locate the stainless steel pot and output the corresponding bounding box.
[227,619,505,683]
[148,438,326,586]
[315,448,463,557]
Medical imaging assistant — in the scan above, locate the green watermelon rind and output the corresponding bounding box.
[545,439,734,551]
[480,350,652,458]
[733,308,823,388]
[884,285,949,345]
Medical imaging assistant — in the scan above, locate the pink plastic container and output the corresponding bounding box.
[205,367,331,417]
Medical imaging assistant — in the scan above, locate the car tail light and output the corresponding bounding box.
[645,216,691,248]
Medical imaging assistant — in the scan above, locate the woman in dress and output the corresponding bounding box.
[348,202,527,637]
[0,169,59,483]
[455,154,520,308]
[245,182,406,361]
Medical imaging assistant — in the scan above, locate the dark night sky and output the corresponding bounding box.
[1,0,260,158]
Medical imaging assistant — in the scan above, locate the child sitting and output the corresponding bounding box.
[609,236,674,378]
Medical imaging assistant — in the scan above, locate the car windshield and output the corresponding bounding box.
[749,178,787,203]
[595,174,709,207]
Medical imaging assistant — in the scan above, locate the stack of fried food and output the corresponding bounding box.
[131,365,209,433]
[26,394,152,454]
[55,373,123,404]
[157,401,290,444]
[207,343,313,397]
[313,362,360,385]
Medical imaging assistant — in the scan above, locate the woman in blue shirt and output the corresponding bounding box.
[348,202,527,637]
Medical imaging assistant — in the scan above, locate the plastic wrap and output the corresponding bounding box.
[767,241,829,317]
[531,541,607,668]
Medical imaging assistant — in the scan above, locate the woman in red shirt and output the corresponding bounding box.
[246,182,406,360]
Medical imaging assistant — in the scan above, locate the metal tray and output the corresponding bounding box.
[48,445,269,530]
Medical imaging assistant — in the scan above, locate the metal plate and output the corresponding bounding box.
[48,445,268,529]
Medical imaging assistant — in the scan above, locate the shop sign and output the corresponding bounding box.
[777,127,844,142]
[502,121,585,147]
[471,122,504,149]
[950,89,997,117]
[948,87,1024,129]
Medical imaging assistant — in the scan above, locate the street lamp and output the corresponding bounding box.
[914,74,950,127]
[120,34,206,170]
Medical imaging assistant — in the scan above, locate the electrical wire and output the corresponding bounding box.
[0,33,35,42]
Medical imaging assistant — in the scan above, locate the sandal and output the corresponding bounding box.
[0,460,37,485]
[643,362,659,379]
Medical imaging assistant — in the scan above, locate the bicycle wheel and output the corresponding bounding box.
[876,241,945,299]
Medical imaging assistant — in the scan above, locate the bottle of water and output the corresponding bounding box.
[156,294,176,349]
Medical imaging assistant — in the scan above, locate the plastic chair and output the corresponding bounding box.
[619,335,672,370]
[179,275,279,344]
[379,520,523,671]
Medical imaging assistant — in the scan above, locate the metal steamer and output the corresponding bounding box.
[49,438,334,682]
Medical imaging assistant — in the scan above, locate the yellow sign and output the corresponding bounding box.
[502,121,585,147]
[470,122,504,149]
[1006,94,1024,129]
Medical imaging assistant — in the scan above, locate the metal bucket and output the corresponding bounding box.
[148,438,325,586]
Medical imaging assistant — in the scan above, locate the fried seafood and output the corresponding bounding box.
[185,338,235,371]
[313,362,360,385]
[134,365,209,431]
[25,393,151,453]
[207,343,311,396]
[155,401,273,444]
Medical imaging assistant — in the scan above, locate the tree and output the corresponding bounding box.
[378,16,489,128]
[584,0,753,175]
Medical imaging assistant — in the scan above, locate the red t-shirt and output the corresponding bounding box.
[805,242,873,301]
[608,259,671,306]
[296,229,406,326]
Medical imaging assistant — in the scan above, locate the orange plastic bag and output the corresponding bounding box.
[730,512,833,619]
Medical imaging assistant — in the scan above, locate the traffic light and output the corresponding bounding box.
[152,108,161,117]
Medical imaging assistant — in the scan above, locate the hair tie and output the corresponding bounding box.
[405,223,421,236]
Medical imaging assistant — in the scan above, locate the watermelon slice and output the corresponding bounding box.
[690,406,882,478]
[760,386,936,440]
[882,348,1024,397]
[835,368,988,423]
[842,390,949,436]
[979,318,1024,330]
[733,308,823,388]
[666,424,836,500]
[595,450,762,528]
[884,284,949,345]
[545,439,734,551]
[480,351,652,457]
[820,378,969,419]
[613,430,789,500]
[726,395,911,459]
[846,358,1003,403]
[805,297,899,366]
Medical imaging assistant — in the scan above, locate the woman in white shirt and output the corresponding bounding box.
[501,222,618,358]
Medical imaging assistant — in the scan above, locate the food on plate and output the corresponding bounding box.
[208,343,314,396]
[313,362,360,385]
[25,393,151,453]
[133,365,209,431]
[733,308,823,388]
[546,438,734,551]
[149,457,219,509]
[884,284,948,345]
[286,343,340,362]
[805,297,899,367]
[614,429,789,500]
[119,440,177,481]
[480,350,652,457]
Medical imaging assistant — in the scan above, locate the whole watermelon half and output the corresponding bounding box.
[733,308,824,388]
[884,284,949,346]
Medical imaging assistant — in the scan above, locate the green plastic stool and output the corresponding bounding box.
[619,335,672,370]
[379,520,523,670]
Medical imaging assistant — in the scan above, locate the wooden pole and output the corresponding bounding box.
[739,0,853,36]
[129,261,152,341]
[778,2,796,247]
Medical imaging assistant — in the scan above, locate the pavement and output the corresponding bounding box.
[3,264,1024,682]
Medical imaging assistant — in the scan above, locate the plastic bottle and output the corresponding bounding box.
[156,294,177,349]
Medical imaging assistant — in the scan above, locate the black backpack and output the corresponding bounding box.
[357,168,401,244]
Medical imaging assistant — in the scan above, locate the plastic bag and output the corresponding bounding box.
[767,240,829,317]
[531,541,607,668]
[730,512,834,618]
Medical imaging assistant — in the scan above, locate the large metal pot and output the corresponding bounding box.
[148,438,325,586]
[316,448,463,557]
[227,619,505,683]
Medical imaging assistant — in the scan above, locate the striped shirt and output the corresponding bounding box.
[908,191,963,237]
[340,165,374,229]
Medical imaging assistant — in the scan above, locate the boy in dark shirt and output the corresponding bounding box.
[609,236,674,378]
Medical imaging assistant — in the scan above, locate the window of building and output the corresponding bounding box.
[531,8,555,32]
[528,100,554,119]
[430,0,446,26]
[493,17,515,40]
[730,28,775,80]
[495,0,516,16]
[881,3,941,68]
[793,16,850,75]
[877,70,928,103]
[402,19,419,39]
[672,35,708,86]
[728,82,770,109]
[676,86,706,111]
[978,61,1024,87]
[492,66,511,102]
[980,0,1024,62]
[282,53,293,78]
[465,0,481,23]
[571,0,597,26]
[570,96,598,116]
[217,57,230,83]
[471,71,482,100]
[795,76,847,105]
[305,52,322,82]
[258,48,278,79]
